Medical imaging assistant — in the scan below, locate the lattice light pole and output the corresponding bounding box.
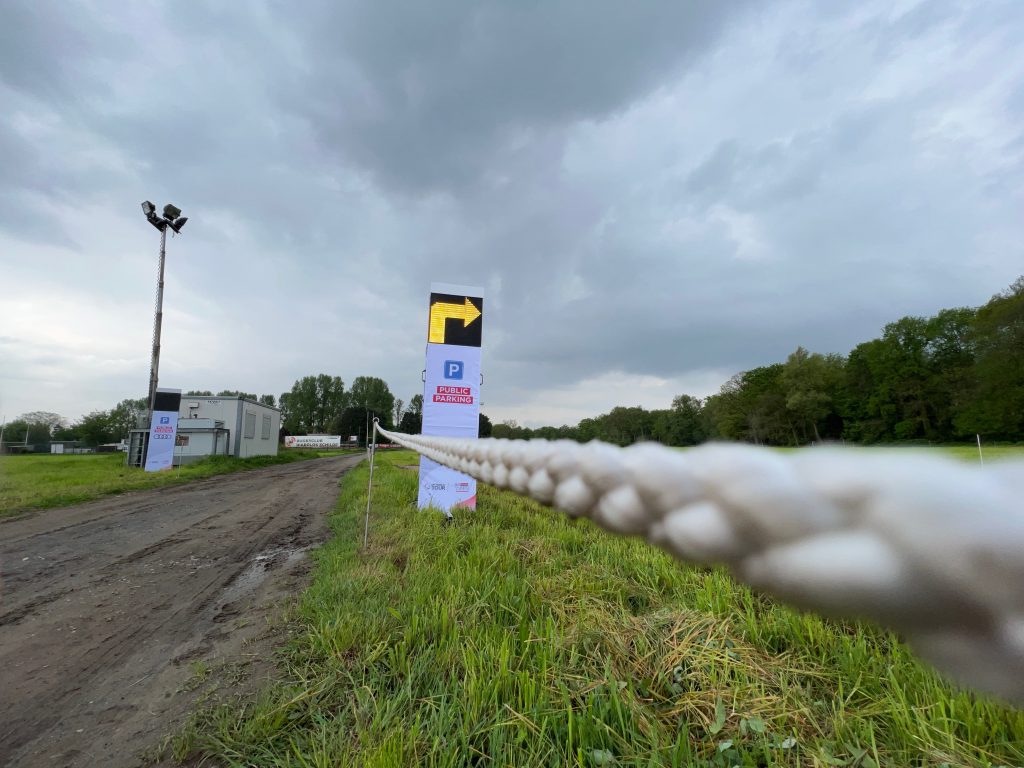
[140,201,188,460]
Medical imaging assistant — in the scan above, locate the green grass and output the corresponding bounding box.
[173,450,1024,767]
[0,450,322,519]
[895,444,1024,462]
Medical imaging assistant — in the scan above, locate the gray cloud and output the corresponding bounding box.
[2,0,1023,426]
[278,1,754,195]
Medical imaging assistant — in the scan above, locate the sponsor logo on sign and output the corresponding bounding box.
[456,481,469,492]
[444,360,464,380]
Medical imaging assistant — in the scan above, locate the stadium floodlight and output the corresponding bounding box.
[139,200,188,466]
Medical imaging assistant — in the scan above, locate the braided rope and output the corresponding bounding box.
[376,426,1024,702]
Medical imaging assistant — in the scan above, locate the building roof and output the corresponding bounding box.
[182,396,280,412]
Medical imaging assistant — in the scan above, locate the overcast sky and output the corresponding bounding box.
[2,0,1022,427]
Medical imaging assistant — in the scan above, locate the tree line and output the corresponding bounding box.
[6,277,1019,451]
[494,276,1024,446]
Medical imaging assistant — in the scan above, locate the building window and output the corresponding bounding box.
[261,414,272,440]
[244,412,256,439]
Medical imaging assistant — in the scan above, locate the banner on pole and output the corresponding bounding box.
[418,283,483,512]
[145,388,182,472]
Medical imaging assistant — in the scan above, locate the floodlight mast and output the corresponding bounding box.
[146,224,168,424]
[140,201,186,464]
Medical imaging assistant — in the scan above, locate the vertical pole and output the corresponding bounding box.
[976,434,984,466]
[145,225,168,464]
[0,415,6,451]
[363,418,379,549]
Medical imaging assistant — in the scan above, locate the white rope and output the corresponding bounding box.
[375,425,1024,703]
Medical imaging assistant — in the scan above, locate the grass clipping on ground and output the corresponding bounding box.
[175,450,1024,767]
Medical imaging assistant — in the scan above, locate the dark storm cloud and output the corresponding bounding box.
[2,0,1023,425]
[0,3,114,97]
[274,0,755,195]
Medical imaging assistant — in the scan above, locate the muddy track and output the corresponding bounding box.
[0,455,361,767]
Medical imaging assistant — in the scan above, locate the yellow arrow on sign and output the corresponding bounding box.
[429,297,482,343]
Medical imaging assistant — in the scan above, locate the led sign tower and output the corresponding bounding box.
[417,283,484,512]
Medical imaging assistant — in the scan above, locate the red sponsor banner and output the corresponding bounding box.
[433,384,473,404]
[433,394,474,404]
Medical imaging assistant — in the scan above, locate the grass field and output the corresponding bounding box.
[173,448,1024,767]
[870,444,1024,462]
[0,450,321,519]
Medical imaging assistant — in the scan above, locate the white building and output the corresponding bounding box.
[175,396,281,463]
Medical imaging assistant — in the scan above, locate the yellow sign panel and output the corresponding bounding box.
[428,295,482,345]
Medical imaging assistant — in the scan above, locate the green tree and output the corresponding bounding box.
[604,406,655,445]
[955,277,1024,438]
[398,409,422,434]
[20,411,66,433]
[52,422,80,442]
[108,398,147,439]
[278,392,293,430]
[532,424,577,440]
[576,417,600,442]
[2,419,52,448]
[259,394,276,408]
[924,307,976,438]
[478,413,493,437]
[76,411,116,446]
[842,311,975,442]
[349,376,395,435]
[651,395,705,446]
[703,366,793,444]
[492,420,532,439]
[703,375,745,441]
[281,375,347,433]
[781,347,844,443]
[333,406,368,443]
[185,390,213,396]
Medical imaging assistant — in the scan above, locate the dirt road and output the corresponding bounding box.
[0,454,361,767]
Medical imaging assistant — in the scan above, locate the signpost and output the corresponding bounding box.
[418,283,484,513]
[144,388,182,472]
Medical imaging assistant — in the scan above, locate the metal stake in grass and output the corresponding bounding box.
[977,433,984,465]
[364,418,379,549]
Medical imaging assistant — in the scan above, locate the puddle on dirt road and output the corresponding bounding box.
[215,544,313,608]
